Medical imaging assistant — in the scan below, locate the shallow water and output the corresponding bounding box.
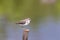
[0,16,60,40]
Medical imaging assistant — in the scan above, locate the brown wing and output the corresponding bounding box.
[16,20,26,24]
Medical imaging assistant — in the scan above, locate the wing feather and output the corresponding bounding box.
[16,20,26,24]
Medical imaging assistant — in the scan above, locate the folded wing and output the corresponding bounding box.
[16,20,26,24]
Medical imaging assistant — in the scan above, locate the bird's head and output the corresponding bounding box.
[27,18,31,21]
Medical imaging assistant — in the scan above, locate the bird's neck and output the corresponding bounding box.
[26,20,30,23]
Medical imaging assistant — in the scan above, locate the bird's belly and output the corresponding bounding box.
[24,20,30,25]
[24,23,29,25]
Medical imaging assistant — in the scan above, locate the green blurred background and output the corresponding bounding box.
[0,0,59,21]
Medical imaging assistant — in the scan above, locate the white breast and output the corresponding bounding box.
[24,20,30,25]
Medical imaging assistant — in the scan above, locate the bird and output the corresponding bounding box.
[16,18,31,28]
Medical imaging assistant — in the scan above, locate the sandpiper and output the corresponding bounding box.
[16,18,31,28]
